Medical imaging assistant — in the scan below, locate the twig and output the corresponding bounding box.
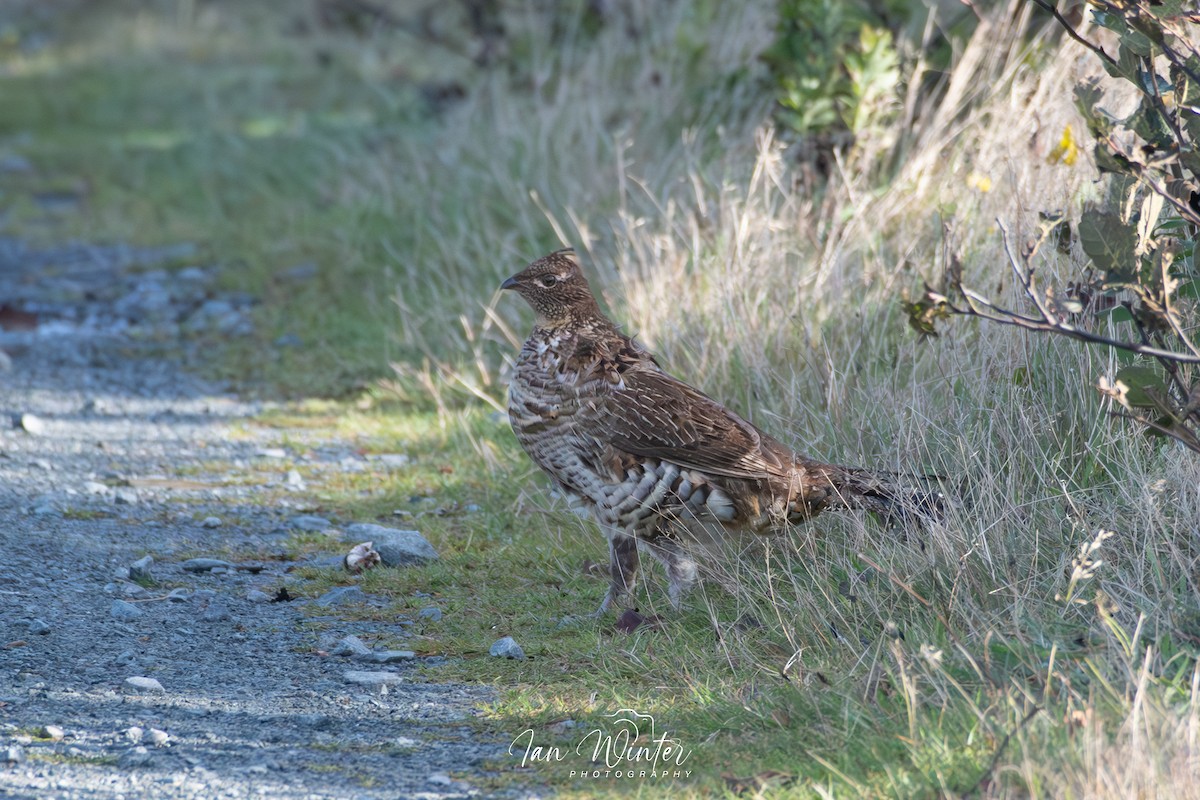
[1028,0,1117,68]
[968,705,1042,795]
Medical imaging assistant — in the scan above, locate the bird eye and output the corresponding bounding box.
[538,275,559,288]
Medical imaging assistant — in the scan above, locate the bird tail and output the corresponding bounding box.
[819,464,945,525]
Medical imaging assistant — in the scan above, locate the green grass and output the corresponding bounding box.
[3,2,1199,797]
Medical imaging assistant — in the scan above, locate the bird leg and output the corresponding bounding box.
[596,532,640,615]
[645,535,699,610]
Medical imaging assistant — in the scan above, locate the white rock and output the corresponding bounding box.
[16,413,45,434]
[148,728,170,747]
[200,516,222,528]
[123,676,165,694]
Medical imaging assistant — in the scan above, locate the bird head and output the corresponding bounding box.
[501,248,602,327]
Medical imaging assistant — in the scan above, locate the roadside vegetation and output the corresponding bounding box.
[2,0,1197,796]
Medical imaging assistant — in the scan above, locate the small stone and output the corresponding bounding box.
[3,746,22,764]
[285,470,305,488]
[489,636,525,660]
[199,604,230,622]
[366,650,416,663]
[372,454,411,468]
[118,746,152,768]
[280,262,318,282]
[39,725,65,741]
[123,677,164,694]
[428,773,452,786]
[166,588,191,602]
[181,558,234,573]
[343,523,438,567]
[246,590,271,603]
[148,728,169,747]
[200,516,222,529]
[289,514,331,532]
[465,504,481,513]
[28,619,51,635]
[15,413,45,435]
[394,736,418,748]
[417,606,443,622]
[110,600,143,621]
[343,671,403,688]
[257,447,287,459]
[83,480,109,495]
[113,488,139,505]
[315,586,365,608]
[124,726,144,744]
[129,556,154,582]
[273,333,303,348]
[331,636,372,658]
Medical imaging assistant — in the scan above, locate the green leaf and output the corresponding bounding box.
[1097,304,1135,323]
[1116,365,1166,408]
[1102,43,1142,83]
[1119,29,1154,58]
[1078,210,1139,280]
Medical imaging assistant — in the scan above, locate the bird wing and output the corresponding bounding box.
[580,361,792,480]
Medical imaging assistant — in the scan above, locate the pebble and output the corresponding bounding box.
[4,745,23,764]
[489,636,526,660]
[343,524,438,567]
[246,589,272,603]
[113,488,139,505]
[39,725,65,741]
[124,726,145,744]
[257,447,287,459]
[123,676,165,694]
[365,650,416,663]
[148,728,170,747]
[331,635,372,658]
[372,453,411,468]
[15,413,45,435]
[28,618,51,635]
[129,555,154,582]
[167,588,192,602]
[110,599,144,621]
[280,262,317,282]
[342,671,403,688]
[285,469,305,488]
[315,586,366,608]
[418,606,443,622]
[200,603,231,622]
[181,558,235,573]
[289,514,331,531]
[118,746,153,768]
[83,480,109,495]
[428,773,452,786]
[200,516,223,528]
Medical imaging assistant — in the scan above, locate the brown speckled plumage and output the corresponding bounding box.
[503,248,937,612]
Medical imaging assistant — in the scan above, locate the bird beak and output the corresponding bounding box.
[500,275,519,291]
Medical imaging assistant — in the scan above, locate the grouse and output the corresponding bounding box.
[502,248,939,612]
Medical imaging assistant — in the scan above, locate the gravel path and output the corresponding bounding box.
[0,239,531,799]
